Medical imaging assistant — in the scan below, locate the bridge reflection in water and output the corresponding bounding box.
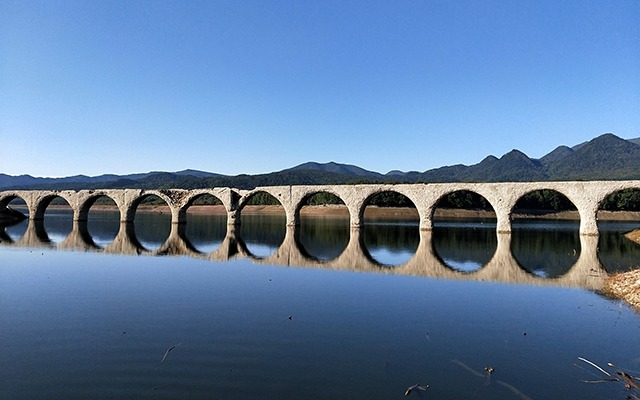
[1,218,607,291]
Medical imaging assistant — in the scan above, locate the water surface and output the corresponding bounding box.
[1,211,639,400]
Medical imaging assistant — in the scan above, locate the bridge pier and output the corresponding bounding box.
[227,209,241,225]
[579,208,600,236]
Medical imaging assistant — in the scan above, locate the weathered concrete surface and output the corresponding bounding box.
[1,180,639,235]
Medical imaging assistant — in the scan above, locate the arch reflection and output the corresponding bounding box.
[597,188,640,273]
[295,215,350,262]
[0,217,611,291]
[183,212,227,254]
[432,220,497,273]
[0,218,28,243]
[86,202,120,248]
[129,195,172,251]
[39,196,73,244]
[362,222,420,267]
[238,191,286,258]
[510,220,581,278]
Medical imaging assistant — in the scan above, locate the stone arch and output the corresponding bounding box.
[0,192,27,208]
[510,188,581,277]
[77,192,122,222]
[237,188,288,224]
[511,187,578,219]
[293,190,350,262]
[126,192,174,251]
[294,189,348,222]
[33,192,75,220]
[360,187,421,227]
[597,185,640,212]
[177,190,228,223]
[182,191,226,210]
[124,191,175,223]
[0,193,30,242]
[0,192,30,219]
[178,192,229,254]
[75,193,121,248]
[359,189,421,266]
[430,188,496,221]
[238,188,287,210]
[30,192,75,244]
[596,185,640,272]
[236,189,287,258]
[429,188,497,273]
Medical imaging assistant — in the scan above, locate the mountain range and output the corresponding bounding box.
[1,133,639,191]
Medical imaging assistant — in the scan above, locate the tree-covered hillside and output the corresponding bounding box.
[1,133,639,191]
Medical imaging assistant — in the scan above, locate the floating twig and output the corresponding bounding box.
[577,357,612,377]
[404,383,429,396]
[618,371,640,390]
[576,356,640,398]
[161,342,181,363]
[579,378,619,384]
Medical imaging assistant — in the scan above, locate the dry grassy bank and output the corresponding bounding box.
[625,229,640,244]
[602,269,640,311]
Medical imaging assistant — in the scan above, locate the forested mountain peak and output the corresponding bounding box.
[1,133,638,190]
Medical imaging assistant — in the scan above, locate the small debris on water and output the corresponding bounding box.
[161,342,181,363]
[404,383,429,396]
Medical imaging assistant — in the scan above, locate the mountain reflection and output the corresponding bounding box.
[1,211,625,291]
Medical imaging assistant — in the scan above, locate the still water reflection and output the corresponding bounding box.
[1,210,639,399]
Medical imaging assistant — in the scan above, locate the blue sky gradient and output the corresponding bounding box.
[1,0,638,177]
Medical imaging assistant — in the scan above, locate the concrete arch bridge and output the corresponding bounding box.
[1,180,639,236]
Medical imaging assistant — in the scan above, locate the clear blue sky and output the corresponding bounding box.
[1,0,638,178]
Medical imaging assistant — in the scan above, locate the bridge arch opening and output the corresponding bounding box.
[130,194,172,251]
[39,195,74,244]
[511,189,580,278]
[1,196,29,242]
[597,188,640,273]
[361,191,419,267]
[1,195,29,218]
[431,190,497,273]
[238,191,285,258]
[183,193,227,254]
[83,195,120,248]
[296,192,349,262]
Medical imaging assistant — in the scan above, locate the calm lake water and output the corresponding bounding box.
[1,209,639,400]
